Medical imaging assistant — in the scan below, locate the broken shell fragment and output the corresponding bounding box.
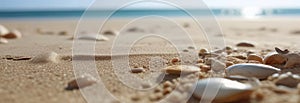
[247,54,263,63]
[0,38,8,44]
[31,52,59,63]
[193,78,253,103]
[78,34,109,41]
[0,25,9,36]
[66,74,97,90]
[161,65,200,75]
[263,52,286,65]
[270,72,300,88]
[226,63,281,79]
[3,29,22,39]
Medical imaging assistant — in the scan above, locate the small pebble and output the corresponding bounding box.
[247,54,263,63]
[66,74,97,90]
[225,61,234,67]
[103,30,119,35]
[31,52,59,63]
[187,46,195,49]
[271,72,300,88]
[78,34,109,41]
[0,38,8,44]
[170,57,180,64]
[163,81,173,88]
[0,25,9,36]
[182,49,189,52]
[58,31,68,35]
[161,65,200,75]
[130,67,144,73]
[2,29,22,39]
[199,48,209,55]
[236,42,255,47]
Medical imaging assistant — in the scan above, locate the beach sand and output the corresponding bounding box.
[0,17,300,103]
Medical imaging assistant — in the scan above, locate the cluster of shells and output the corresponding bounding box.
[155,46,300,102]
[0,25,22,44]
[62,43,300,102]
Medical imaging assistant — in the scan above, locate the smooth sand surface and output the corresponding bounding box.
[0,17,300,103]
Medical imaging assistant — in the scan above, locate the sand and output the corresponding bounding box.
[0,17,300,103]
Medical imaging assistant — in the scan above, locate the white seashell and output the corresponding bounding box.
[2,29,22,39]
[31,52,58,63]
[78,34,109,41]
[0,25,9,36]
[226,63,280,79]
[161,65,200,75]
[193,78,253,102]
[0,38,8,44]
[66,74,97,90]
[270,72,300,88]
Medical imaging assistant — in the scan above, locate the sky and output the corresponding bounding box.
[1,0,300,11]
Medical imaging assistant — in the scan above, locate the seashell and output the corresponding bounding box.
[225,63,281,79]
[170,57,181,65]
[78,34,109,41]
[0,25,9,36]
[263,52,286,65]
[269,72,300,88]
[0,38,8,44]
[236,42,255,47]
[102,30,119,35]
[247,54,263,63]
[2,29,22,39]
[31,52,59,63]
[193,78,253,102]
[161,65,200,75]
[66,74,97,90]
[130,67,144,73]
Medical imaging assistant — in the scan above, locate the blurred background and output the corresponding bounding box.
[1,0,300,18]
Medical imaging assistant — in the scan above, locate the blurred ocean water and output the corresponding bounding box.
[0,9,300,18]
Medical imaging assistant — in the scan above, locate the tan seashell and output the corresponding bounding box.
[247,54,263,63]
[66,74,97,90]
[31,52,59,63]
[2,29,22,39]
[0,25,9,36]
[0,38,8,44]
[161,65,200,75]
[226,63,281,79]
[263,52,286,65]
[193,78,253,103]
